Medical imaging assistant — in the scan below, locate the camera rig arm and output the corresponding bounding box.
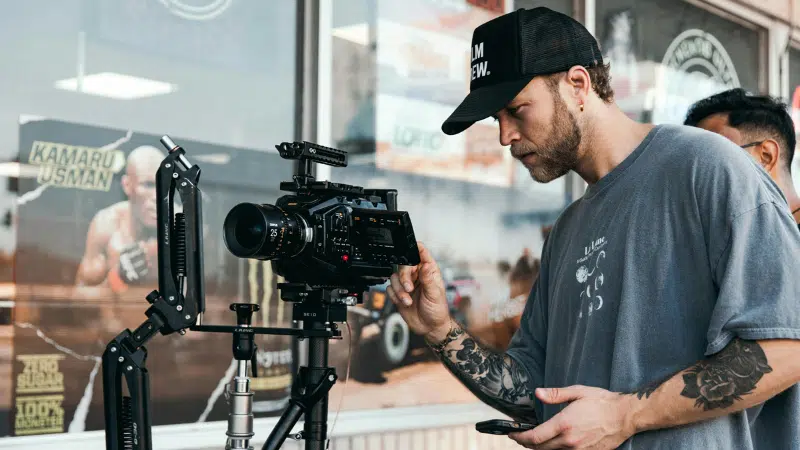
[102,136,205,450]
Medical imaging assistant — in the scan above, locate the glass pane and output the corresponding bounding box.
[596,0,762,124]
[327,0,569,412]
[0,0,298,438]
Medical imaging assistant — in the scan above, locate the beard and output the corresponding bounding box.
[512,93,582,183]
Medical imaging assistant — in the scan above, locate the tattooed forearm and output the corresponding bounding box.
[622,339,773,410]
[613,339,790,433]
[428,322,538,423]
[621,371,678,400]
[679,338,772,410]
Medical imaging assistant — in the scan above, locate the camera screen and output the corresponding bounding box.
[365,227,393,245]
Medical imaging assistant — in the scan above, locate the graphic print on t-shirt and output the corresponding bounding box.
[576,236,607,320]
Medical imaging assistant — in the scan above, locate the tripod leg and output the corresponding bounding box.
[262,401,304,450]
[304,336,330,450]
[261,333,337,450]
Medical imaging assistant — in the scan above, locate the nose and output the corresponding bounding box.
[498,115,520,147]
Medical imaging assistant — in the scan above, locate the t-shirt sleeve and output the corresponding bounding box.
[505,269,548,396]
[705,201,800,355]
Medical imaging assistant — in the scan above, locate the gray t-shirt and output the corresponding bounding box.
[506,124,800,449]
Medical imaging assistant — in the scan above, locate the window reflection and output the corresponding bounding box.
[596,0,762,125]
[0,0,298,437]
[327,0,570,406]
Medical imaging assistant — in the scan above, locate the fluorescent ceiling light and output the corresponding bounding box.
[333,23,369,46]
[0,162,39,178]
[54,72,176,100]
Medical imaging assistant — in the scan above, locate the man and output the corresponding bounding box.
[75,145,164,293]
[684,88,800,227]
[386,7,800,449]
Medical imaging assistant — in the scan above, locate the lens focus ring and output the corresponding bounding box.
[223,203,310,260]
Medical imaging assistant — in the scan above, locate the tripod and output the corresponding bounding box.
[194,283,355,450]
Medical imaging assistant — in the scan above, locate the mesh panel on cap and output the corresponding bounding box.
[518,8,602,76]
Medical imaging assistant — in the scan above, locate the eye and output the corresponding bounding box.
[508,105,525,118]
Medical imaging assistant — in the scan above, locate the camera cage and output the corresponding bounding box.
[102,137,417,450]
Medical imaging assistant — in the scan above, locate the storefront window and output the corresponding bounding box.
[326,0,569,414]
[790,46,800,192]
[0,1,298,438]
[514,0,573,16]
[596,0,762,125]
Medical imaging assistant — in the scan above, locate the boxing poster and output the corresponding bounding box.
[4,116,295,437]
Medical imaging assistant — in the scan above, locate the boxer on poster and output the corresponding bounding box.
[74,145,165,294]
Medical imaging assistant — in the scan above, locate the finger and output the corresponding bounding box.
[418,262,441,285]
[389,273,411,306]
[509,433,572,450]
[416,241,436,265]
[513,415,568,447]
[385,279,399,305]
[398,265,419,293]
[536,385,591,404]
[506,432,537,449]
[534,436,573,450]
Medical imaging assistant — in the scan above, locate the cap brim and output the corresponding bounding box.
[441,77,534,135]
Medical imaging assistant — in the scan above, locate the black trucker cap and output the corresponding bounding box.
[441,7,602,135]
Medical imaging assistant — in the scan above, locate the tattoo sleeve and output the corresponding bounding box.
[429,321,538,424]
[622,338,773,411]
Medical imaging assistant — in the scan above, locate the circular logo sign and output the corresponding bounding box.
[651,29,741,124]
[157,0,232,21]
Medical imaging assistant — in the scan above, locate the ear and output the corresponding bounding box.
[565,65,591,105]
[121,174,133,198]
[757,139,780,173]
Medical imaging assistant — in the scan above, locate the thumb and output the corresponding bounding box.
[418,262,440,286]
[535,385,590,404]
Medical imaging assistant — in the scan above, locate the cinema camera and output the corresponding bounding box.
[102,137,420,450]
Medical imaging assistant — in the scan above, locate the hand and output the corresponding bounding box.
[386,241,450,340]
[142,238,158,270]
[508,385,637,449]
[118,242,150,284]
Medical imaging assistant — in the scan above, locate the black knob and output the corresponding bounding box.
[146,290,160,304]
[230,303,260,326]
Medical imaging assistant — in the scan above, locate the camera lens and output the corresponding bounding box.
[235,218,265,249]
[223,203,310,259]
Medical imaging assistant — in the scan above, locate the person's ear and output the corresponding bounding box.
[565,66,591,109]
[756,139,780,173]
[121,174,133,197]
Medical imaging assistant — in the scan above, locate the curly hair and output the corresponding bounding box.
[545,62,615,103]
[587,63,614,103]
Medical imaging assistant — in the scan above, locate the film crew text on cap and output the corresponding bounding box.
[441,7,603,136]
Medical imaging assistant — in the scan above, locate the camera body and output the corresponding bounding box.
[223,141,420,297]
